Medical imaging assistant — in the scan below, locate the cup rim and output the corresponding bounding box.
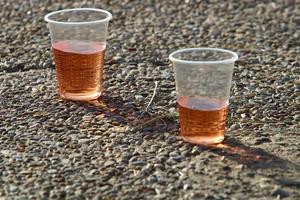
[44,8,112,25]
[169,47,238,65]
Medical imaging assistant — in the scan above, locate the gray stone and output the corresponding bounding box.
[271,187,290,198]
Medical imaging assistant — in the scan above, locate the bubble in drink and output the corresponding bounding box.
[178,97,228,144]
[52,40,105,101]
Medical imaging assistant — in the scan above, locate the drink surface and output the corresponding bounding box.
[178,97,228,144]
[52,40,105,100]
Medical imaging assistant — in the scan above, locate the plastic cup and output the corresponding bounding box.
[169,48,238,144]
[45,8,112,101]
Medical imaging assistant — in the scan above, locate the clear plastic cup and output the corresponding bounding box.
[45,8,112,101]
[169,48,238,145]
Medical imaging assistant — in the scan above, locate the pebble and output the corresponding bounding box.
[271,187,290,198]
[8,185,18,193]
[276,178,300,188]
[135,95,144,101]
[254,137,272,145]
[104,160,115,167]
[78,139,90,145]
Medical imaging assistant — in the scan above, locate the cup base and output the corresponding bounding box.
[60,91,101,101]
[181,135,224,145]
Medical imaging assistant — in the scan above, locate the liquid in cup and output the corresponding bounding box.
[178,97,228,144]
[52,40,105,100]
[169,48,238,144]
[45,8,112,101]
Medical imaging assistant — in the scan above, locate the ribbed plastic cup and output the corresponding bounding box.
[169,48,238,144]
[45,8,112,101]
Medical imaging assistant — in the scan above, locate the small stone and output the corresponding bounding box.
[293,114,300,121]
[9,185,18,193]
[260,178,273,189]
[104,160,115,167]
[135,95,144,101]
[0,150,10,157]
[131,160,146,166]
[213,194,223,200]
[74,189,82,197]
[147,175,157,183]
[183,184,192,190]
[112,56,125,63]
[276,178,300,187]
[78,139,89,144]
[223,165,231,171]
[55,142,64,148]
[254,137,272,145]
[235,164,244,170]
[271,187,290,198]
[100,185,111,192]
[168,107,176,112]
[129,38,137,44]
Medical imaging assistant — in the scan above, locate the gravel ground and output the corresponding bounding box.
[1,0,299,199]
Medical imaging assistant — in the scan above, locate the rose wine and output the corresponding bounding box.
[52,40,105,101]
[178,97,228,144]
